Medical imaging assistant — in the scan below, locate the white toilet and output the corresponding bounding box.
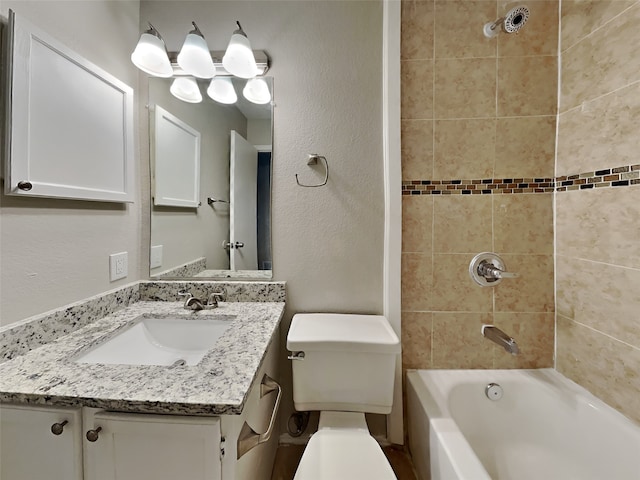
[287,313,401,480]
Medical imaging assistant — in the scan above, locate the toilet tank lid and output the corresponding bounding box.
[287,314,400,354]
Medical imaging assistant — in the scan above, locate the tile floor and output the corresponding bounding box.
[270,444,418,480]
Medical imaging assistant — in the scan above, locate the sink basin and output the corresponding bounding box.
[75,315,235,366]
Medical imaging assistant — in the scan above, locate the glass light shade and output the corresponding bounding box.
[170,77,202,103]
[131,32,173,78]
[243,78,271,104]
[207,78,238,104]
[177,33,216,79]
[222,33,259,79]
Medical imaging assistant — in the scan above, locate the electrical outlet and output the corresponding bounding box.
[109,252,128,281]
[150,245,163,269]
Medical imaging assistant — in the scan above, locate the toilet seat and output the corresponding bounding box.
[293,412,397,480]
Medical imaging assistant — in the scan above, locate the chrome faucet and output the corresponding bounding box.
[178,291,205,311]
[178,290,226,311]
[482,325,519,355]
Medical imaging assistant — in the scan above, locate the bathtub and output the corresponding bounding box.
[406,369,640,480]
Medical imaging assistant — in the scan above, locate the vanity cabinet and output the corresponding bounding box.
[0,405,83,480]
[83,411,222,480]
[0,329,279,480]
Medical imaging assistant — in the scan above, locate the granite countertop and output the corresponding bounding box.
[0,301,284,416]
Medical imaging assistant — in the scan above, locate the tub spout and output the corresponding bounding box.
[482,325,519,355]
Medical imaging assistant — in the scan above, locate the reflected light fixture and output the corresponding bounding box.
[170,77,203,103]
[243,77,271,104]
[222,21,259,79]
[131,23,173,77]
[177,22,216,78]
[207,77,238,104]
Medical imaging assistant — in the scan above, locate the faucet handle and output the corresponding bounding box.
[207,289,226,307]
[178,290,193,299]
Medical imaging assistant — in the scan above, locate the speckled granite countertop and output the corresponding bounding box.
[0,301,284,416]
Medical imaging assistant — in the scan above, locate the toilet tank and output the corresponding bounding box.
[287,314,400,414]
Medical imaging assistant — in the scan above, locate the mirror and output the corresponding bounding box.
[149,76,272,279]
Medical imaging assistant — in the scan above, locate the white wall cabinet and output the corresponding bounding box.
[0,405,83,480]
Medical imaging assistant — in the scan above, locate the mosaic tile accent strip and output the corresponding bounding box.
[402,163,640,195]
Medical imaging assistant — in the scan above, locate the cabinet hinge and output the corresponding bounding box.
[220,436,226,460]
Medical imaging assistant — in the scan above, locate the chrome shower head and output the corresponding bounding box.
[483,5,530,38]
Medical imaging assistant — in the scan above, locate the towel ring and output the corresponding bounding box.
[295,154,328,188]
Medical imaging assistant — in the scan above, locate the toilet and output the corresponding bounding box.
[287,313,401,480]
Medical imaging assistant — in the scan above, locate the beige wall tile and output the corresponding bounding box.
[402,0,435,60]
[434,119,496,178]
[432,254,493,312]
[402,60,434,120]
[556,187,640,269]
[402,195,434,253]
[498,56,557,116]
[493,312,555,368]
[402,120,434,180]
[561,0,636,52]
[434,1,497,59]
[494,254,554,312]
[556,255,640,349]
[433,195,493,253]
[557,315,640,425]
[434,58,497,118]
[493,194,553,255]
[494,116,556,178]
[556,82,640,176]
[402,311,433,369]
[498,1,559,57]
[561,3,640,112]
[432,312,494,369]
[402,252,433,311]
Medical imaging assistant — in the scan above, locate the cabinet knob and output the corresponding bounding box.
[17,181,33,191]
[86,427,102,442]
[50,420,68,435]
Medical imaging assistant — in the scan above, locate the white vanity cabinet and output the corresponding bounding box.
[0,404,83,480]
[83,411,222,480]
[0,330,280,480]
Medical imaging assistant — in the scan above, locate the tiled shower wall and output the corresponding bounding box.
[400,0,558,369]
[555,1,640,424]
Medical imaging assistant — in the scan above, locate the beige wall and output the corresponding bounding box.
[0,1,142,326]
[400,0,557,370]
[555,0,640,424]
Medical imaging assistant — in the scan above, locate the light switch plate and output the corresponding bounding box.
[109,252,128,281]
[150,245,163,269]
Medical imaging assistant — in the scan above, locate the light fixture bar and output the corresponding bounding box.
[168,50,269,76]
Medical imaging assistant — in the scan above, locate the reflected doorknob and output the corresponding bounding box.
[223,241,245,250]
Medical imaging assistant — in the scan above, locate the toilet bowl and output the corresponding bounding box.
[293,412,396,480]
[287,314,400,480]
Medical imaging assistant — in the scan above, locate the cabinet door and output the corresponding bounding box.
[84,411,222,480]
[0,404,83,480]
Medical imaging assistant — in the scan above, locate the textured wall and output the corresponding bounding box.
[0,1,142,326]
[555,0,640,424]
[400,0,557,370]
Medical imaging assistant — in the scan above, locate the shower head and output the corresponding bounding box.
[483,5,530,38]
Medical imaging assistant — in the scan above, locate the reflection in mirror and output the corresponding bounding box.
[149,76,272,279]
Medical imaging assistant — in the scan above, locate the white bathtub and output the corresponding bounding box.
[407,369,640,480]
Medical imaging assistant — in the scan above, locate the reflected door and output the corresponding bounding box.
[230,131,258,271]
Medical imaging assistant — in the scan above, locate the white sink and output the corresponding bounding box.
[75,315,235,367]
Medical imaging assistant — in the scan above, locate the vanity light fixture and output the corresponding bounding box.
[131,23,173,78]
[170,77,203,103]
[207,77,238,104]
[222,21,259,79]
[177,22,216,79]
[242,77,271,104]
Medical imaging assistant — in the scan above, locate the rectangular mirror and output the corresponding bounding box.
[149,76,272,279]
